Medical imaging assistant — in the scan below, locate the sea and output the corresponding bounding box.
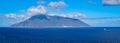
[0,27,120,43]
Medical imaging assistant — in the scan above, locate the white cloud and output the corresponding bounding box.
[67,12,86,18]
[1,1,86,23]
[103,0,120,5]
[17,15,29,20]
[1,2,48,20]
[1,1,67,20]
[27,5,47,16]
[0,1,85,20]
[0,1,89,27]
[48,12,86,18]
[3,13,29,20]
[5,13,17,19]
[48,1,67,9]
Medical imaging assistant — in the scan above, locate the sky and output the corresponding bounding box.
[0,0,120,27]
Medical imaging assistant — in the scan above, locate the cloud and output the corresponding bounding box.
[48,1,67,9]
[0,1,85,20]
[67,12,86,18]
[103,0,120,5]
[0,1,87,27]
[27,5,47,16]
[17,15,29,20]
[48,12,86,18]
[1,1,67,20]
[0,1,48,20]
[5,13,17,19]
[2,13,29,20]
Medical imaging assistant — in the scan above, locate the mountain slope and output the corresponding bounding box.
[11,14,89,28]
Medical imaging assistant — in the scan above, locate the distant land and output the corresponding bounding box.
[11,14,89,28]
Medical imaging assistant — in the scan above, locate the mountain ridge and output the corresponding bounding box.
[11,14,89,28]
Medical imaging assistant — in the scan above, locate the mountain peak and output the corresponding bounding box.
[11,14,89,28]
[29,14,48,20]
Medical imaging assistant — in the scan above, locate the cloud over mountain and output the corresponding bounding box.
[0,1,86,20]
[27,5,47,15]
[0,1,88,27]
[49,12,86,19]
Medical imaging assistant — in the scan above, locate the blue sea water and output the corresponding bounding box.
[0,27,120,43]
